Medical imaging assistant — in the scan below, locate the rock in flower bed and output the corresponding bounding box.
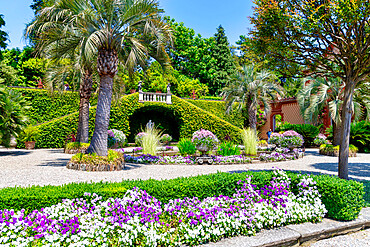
[66,150,125,171]
[124,154,252,165]
[0,169,326,246]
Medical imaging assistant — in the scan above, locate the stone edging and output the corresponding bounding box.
[66,161,125,171]
[202,208,370,247]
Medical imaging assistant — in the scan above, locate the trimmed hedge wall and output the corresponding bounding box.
[185,99,245,128]
[12,88,98,125]
[22,93,243,148]
[0,171,364,221]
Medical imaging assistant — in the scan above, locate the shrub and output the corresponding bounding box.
[71,150,124,166]
[65,142,90,154]
[313,133,328,146]
[319,144,358,156]
[217,142,241,156]
[108,129,126,148]
[177,138,196,156]
[276,123,320,146]
[19,125,40,142]
[141,127,162,155]
[0,171,364,221]
[160,134,172,144]
[192,129,219,150]
[258,140,268,147]
[281,130,304,148]
[241,128,257,155]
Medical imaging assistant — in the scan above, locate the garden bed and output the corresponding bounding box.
[319,144,358,157]
[66,150,125,171]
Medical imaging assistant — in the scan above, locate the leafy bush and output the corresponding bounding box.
[313,133,328,146]
[258,140,268,147]
[281,130,304,147]
[319,144,358,156]
[241,128,257,155]
[177,138,196,156]
[19,125,40,142]
[217,142,241,156]
[0,171,364,221]
[160,134,172,144]
[276,123,320,146]
[71,150,124,165]
[108,129,126,148]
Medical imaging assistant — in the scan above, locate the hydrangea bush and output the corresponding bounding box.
[160,134,172,144]
[191,129,219,151]
[108,129,126,148]
[313,133,328,146]
[135,132,147,146]
[269,131,304,148]
[0,169,326,246]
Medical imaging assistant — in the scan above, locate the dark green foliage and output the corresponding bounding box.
[23,94,243,148]
[0,86,29,147]
[0,14,8,53]
[12,88,98,125]
[209,26,236,95]
[177,138,196,155]
[217,142,241,156]
[0,171,364,221]
[362,180,370,207]
[276,123,320,146]
[326,121,370,153]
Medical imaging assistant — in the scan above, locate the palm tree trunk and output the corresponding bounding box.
[248,100,257,130]
[332,121,342,146]
[338,82,355,180]
[76,70,93,143]
[86,49,118,156]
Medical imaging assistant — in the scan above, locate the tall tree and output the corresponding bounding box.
[210,25,236,95]
[29,0,172,156]
[251,0,370,179]
[0,14,8,59]
[221,64,283,131]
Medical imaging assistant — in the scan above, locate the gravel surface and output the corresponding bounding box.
[0,148,369,188]
[310,228,370,247]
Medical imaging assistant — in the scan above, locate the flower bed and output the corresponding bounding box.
[0,169,327,246]
[259,148,304,162]
[66,150,125,171]
[124,154,252,165]
[319,144,358,157]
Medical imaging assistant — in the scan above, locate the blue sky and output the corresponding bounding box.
[0,0,254,49]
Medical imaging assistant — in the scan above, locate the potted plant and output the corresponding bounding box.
[160,134,172,145]
[21,126,40,150]
[191,129,219,156]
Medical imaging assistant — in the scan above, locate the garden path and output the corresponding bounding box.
[0,148,369,188]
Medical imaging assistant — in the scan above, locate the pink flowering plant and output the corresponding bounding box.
[135,132,147,146]
[192,129,219,150]
[270,131,304,148]
[313,133,328,146]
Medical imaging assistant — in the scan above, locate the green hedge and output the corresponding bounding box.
[185,99,246,128]
[12,88,98,125]
[21,93,243,148]
[0,171,364,221]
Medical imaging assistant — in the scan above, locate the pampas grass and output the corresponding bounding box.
[142,126,162,155]
[241,128,257,155]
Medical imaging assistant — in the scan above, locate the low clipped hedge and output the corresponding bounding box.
[12,88,98,125]
[20,94,243,148]
[0,171,364,221]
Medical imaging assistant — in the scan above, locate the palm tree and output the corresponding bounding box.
[297,76,369,145]
[221,64,283,131]
[28,0,172,156]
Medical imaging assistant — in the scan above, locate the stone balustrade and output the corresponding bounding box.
[139,91,172,104]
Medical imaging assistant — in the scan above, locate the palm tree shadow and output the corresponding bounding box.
[38,158,70,167]
[311,162,370,179]
[0,150,31,156]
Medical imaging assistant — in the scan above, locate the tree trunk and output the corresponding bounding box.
[248,100,257,130]
[332,121,342,146]
[76,70,93,143]
[338,82,355,180]
[86,49,118,156]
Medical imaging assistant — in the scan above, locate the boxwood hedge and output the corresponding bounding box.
[0,171,364,221]
[12,88,98,125]
[19,93,243,148]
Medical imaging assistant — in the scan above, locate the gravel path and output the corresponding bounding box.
[0,148,369,188]
[310,228,370,247]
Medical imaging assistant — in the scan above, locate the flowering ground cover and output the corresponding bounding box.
[0,169,326,246]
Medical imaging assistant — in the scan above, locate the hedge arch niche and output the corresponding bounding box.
[128,105,182,142]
